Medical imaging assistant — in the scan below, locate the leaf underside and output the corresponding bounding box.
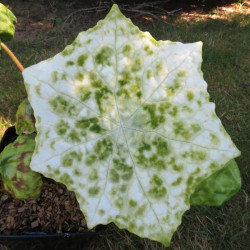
[22,5,240,246]
[190,159,241,206]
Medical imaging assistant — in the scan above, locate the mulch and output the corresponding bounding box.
[0,177,88,235]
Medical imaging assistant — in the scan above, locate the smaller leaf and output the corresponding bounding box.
[15,98,36,135]
[190,160,241,206]
[0,3,17,44]
[0,134,42,200]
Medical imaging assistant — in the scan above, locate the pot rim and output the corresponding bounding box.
[0,230,100,239]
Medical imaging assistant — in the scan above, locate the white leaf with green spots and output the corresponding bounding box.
[22,4,240,246]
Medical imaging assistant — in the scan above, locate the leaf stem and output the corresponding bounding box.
[1,42,24,72]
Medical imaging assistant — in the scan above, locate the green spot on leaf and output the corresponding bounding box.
[129,199,137,207]
[147,69,153,79]
[144,104,166,129]
[95,46,113,65]
[172,177,182,186]
[75,72,84,81]
[122,44,132,56]
[135,204,147,216]
[66,61,74,67]
[88,186,100,196]
[77,54,88,66]
[95,138,113,161]
[149,175,167,199]
[118,70,132,87]
[177,70,186,77]
[89,169,98,181]
[51,71,58,83]
[75,86,91,102]
[56,120,69,135]
[68,129,81,142]
[110,169,120,183]
[187,90,194,101]
[60,173,73,185]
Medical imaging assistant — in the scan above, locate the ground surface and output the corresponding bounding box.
[0,0,249,249]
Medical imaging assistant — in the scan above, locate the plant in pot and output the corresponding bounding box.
[0,2,242,249]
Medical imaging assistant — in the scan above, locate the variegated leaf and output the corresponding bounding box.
[22,5,240,246]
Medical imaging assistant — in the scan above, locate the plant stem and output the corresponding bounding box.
[1,42,24,72]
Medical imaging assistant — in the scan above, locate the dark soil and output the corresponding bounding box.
[0,177,88,235]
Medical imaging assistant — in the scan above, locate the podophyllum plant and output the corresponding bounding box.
[0,3,42,199]
[0,3,242,246]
